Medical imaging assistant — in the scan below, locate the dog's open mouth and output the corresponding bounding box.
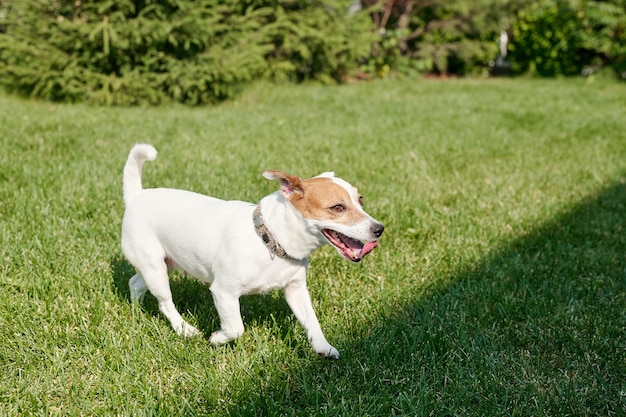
[322,229,378,262]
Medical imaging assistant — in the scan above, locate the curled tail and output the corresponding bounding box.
[123,144,158,206]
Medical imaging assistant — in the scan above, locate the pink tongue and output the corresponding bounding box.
[359,241,378,258]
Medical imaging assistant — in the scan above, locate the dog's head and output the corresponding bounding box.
[263,170,384,262]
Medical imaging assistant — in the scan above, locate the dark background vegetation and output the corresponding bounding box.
[1,0,625,105]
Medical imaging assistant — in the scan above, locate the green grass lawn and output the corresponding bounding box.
[1,77,625,416]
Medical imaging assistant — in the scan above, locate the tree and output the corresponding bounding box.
[0,0,373,105]
[360,0,526,75]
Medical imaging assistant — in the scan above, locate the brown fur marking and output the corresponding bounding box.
[290,177,368,224]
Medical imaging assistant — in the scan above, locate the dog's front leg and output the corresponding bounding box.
[209,284,245,345]
[284,280,339,359]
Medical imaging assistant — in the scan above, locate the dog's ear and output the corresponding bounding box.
[263,170,304,200]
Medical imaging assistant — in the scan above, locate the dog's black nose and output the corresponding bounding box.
[371,223,384,238]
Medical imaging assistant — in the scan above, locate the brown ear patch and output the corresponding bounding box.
[263,170,304,200]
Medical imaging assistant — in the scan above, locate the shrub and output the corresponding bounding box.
[261,1,375,83]
[362,0,525,76]
[363,0,625,79]
[0,0,374,105]
[508,0,585,76]
[579,0,626,78]
[508,0,626,78]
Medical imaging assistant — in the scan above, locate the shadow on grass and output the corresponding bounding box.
[109,255,293,340]
[220,176,626,416]
[108,177,626,416]
[354,176,626,415]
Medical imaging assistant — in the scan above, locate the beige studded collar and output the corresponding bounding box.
[252,205,297,261]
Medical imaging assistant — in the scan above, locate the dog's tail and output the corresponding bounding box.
[123,143,158,206]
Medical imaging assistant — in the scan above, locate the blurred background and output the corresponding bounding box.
[1,0,624,106]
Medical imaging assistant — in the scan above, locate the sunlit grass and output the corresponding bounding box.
[1,77,625,415]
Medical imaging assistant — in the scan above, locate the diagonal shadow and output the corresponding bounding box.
[337,176,626,415]
[217,176,626,416]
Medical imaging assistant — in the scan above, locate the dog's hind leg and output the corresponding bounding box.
[129,273,148,302]
[138,260,200,337]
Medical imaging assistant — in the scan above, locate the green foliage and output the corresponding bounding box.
[509,0,626,78]
[579,0,626,77]
[0,0,274,105]
[366,0,625,79]
[360,0,523,75]
[509,0,585,76]
[2,0,625,104]
[364,0,527,76]
[0,0,373,105]
[408,1,500,75]
[263,1,375,83]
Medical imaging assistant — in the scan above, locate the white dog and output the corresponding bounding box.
[121,144,384,358]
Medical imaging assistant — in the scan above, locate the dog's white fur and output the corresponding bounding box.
[121,144,383,358]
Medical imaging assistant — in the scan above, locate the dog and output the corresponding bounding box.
[121,144,384,358]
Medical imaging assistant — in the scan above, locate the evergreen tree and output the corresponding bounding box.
[0,0,372,105]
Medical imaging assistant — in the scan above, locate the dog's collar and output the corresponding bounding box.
[253,205,297,261]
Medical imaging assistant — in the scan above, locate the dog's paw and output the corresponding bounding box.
[209,330,240,345]
[175,322,201,338]
[317,345,340,359]
[129,290,146,304]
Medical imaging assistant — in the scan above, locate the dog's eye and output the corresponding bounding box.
[330,204,345,213]
[358,195,363,206]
